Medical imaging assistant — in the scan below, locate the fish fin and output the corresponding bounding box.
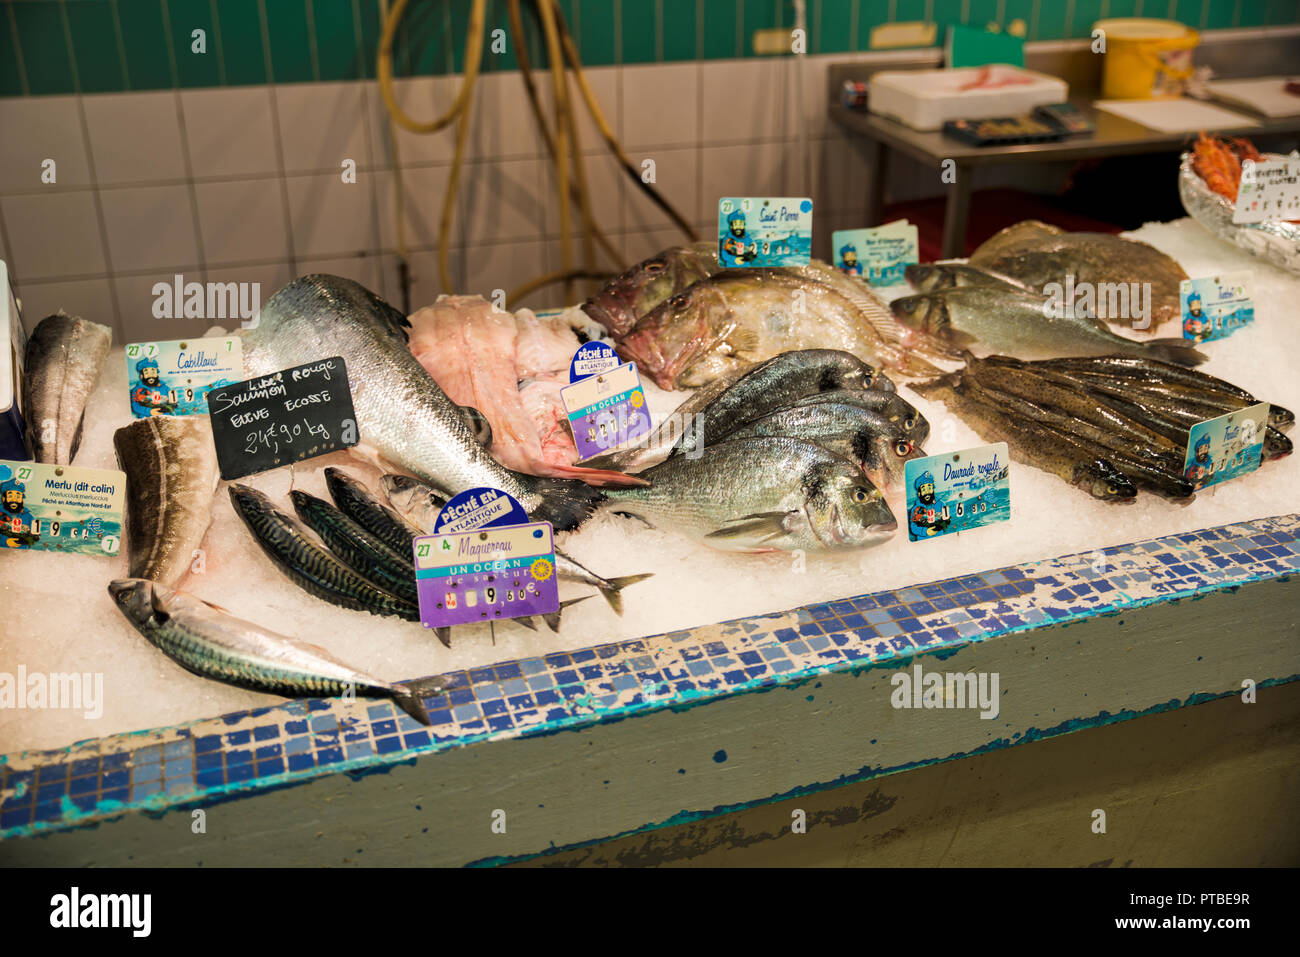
[612,510,656,529]
[724,325,762,356]
[459,405,493,446]
[595,572,654,616]
[704,511,792,542]
[542,463,652,487]
[528,478,605,532]
[359,284,411,342]
[543,595,594,632]
[433,626,452,648]
[389,684,434,726]
[516,616,538,631]
[69,410,86,464]
[1144,339,1208,367]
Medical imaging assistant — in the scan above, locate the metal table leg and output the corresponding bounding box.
[941,171,973,259]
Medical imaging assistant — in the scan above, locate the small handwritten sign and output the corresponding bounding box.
[205,357,358,480]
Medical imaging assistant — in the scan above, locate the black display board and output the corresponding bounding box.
[205,357,358,480]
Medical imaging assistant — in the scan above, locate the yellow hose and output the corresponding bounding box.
[507,269,615,308]
[534,0,572,301]
[377,0,485,134]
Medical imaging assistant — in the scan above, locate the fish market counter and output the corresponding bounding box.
[3,218,1300,866]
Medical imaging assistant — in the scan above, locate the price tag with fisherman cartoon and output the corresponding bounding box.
[413,487,559,629]
[717,197,812,268]
[904,444,1010,542]
[560,348,652,461]
[1182,403,1269,491]
[126,338,243,418]
[832,221,918,286]
[1179,274,1254,344]
[0,460,123,556]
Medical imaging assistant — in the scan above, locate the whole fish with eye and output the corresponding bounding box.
[114,416,218,588]
[240,275,602,530]
[229,483,420,621]
[380,473,653,615]
[890,287,1207,365]
[591,350,892,474]
[903,262,1036,294]
[721,402,924,492]
[616,269,945,390]
[582,243,723,338]
[967,220,1189,330]
[22,313,112,464]
[911,376,1138,502]
[602,437,898,552]
[108,579,440,725]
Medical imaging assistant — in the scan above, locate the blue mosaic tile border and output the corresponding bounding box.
[3,512,1299,839]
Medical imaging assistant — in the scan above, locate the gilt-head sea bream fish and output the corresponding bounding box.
[240,275,601,530]
[22,313,112,464]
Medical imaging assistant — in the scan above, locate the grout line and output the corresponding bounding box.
[257,0,298,278]
[173,89,208,290]
[851,0,859,51]
[209,0,228,87]
[1232,0,1241,28]
[56,0,79,93]
[304,0,321,83]
[5,1,30,96]
[655,0,663,62]
[73,94,123,337]
[735,0,742,57]
[1066,0,1075,37]
[109,0,131,92]
[159,1,181,88]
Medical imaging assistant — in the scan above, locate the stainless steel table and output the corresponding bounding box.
[830,97,1300,257]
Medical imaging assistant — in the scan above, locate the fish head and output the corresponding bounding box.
[802,463,898,549]
[228,483,282,519]
[1265,429,1293,460]
[854,429,923,490]
[890,294,949,336]
[108,578,175,627]
[615,286,732,390]
[904,264,947,292]
[1073,460,1138,502]
[1269,406,1295,430]
[582,245,716,338]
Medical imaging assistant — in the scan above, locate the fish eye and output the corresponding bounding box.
[851,488,870,503]
[1106,484,1117,494]
[645,261,666,273]
[904,416,916,430]
[895,441,911,456]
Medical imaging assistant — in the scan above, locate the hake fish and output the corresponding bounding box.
[108,578,437,725]
[241,275,602,530]
[890,287,1207,365]
[23,313,112,464]
[113,416,218,588]
[603,437,898,552]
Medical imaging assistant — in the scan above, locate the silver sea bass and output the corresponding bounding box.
[108,578,436,724]
[241,275,600,530]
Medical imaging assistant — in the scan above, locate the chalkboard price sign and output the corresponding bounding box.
[205,357,359,480]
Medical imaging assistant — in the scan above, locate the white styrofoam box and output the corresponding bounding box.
[869,66,1068,131]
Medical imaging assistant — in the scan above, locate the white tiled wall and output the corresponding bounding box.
[0,53,1046,341]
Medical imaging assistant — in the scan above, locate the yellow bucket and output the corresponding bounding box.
[1096,18,1199,99]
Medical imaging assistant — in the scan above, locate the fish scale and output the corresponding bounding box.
[229,484,419,621]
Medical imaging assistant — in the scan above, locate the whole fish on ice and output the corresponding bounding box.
[22,312,112,464]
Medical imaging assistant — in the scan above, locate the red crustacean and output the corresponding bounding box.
[1191,131,1264,201]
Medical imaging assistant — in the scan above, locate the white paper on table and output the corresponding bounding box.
[1204,77,1300,118]
[1094,98,1260,133]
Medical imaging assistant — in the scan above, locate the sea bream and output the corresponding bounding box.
[113,416,218,588]
[108,578,439,725]
[22,312,112,464]
[602,437,898,552]
[240,275,603,530]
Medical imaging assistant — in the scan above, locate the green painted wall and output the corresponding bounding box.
[3,0,1298,97]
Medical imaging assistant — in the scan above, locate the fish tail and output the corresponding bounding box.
[596,573,654,616]
[1143,339,1208,367]
[389,684,433,726]
[433,626,452,648]
[529,478,607,531]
